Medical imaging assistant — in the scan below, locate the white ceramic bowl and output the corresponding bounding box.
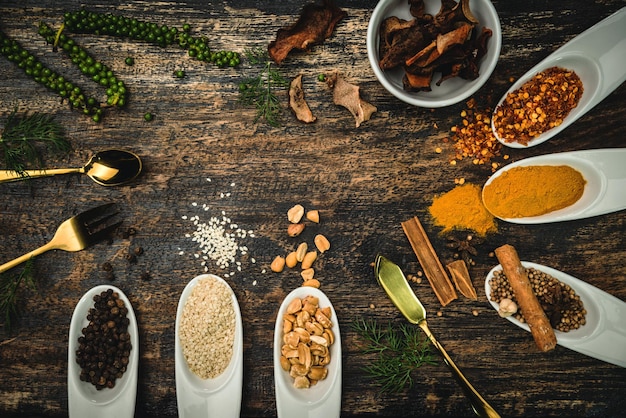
[366,0,502,107]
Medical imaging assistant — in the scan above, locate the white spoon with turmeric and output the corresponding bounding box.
[482,148,626,224]
[491,7,626,148]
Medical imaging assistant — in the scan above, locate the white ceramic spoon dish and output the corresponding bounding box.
[485,261,626,368]
[492,7,626,148]
[482,148,626,224]
[68,285,139,418]
[274,287,342,418]
[175,274,243,418]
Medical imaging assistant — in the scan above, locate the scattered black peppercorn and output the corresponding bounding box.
[139,272,152,281]
[101,262,113,272]
[124,252,137,264]
[76,289,132,390]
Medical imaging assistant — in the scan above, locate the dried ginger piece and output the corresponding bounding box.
[268,0,347,64]
[289,74,316,123]
[326,73,376,128]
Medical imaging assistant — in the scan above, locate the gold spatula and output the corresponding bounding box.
[374,255,500,418]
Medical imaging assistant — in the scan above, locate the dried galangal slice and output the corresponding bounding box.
[268,0,347,64]
[326,73,377,128]
[289,74,317,123]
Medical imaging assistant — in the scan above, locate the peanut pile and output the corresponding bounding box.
[279,295,334,389]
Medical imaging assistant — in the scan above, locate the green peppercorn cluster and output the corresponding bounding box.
[38,22,128,121]
[62,9,240,67]
[0,28,102,121]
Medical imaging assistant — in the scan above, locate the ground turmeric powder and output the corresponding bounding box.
[428,183,497,237]
[483,165,586,218]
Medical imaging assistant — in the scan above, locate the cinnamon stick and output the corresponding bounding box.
[401,216,457,306]
[446,260,477,300]
[494,244,557,352]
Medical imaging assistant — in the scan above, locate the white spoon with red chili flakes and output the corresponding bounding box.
[492,7,626,148]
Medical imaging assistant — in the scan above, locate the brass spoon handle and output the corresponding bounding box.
[419,321,501,418]
[0,168,81,183]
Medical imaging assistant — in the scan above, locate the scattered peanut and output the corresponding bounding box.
[314,234,330,253]
[280,295,333,388]
[306,209,320,223]
[302,279,320,288]
[301,268,315,281]
[301,251,318,270]
[288,223,305,237]
[271,256,286,273]
[287,204,305,223]
[286,251,298,268]
[296,242,308,262]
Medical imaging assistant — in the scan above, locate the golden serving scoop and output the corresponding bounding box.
[374,255,500,418]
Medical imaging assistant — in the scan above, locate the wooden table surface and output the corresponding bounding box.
[1,0,625,417]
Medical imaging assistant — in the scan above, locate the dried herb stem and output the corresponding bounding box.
[0,259,36,331]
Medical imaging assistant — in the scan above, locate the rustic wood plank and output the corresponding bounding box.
[1,1,625,417]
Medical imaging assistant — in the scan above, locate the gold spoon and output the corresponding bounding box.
[374,255,500,418]
[0,149,142,186]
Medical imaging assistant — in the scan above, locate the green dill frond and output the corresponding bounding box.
[352,318,437,393]
[0,108,71,176]
[0,259,37,331]
[238,49,288,127]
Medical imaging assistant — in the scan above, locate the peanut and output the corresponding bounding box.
[296,242,308,262]
[285,251,298,268]
[288,223,305,237]
[287,204,305,223]
[306,209,320,223]
[301,268,315,281]
[271,256,286,273]
[301,251,317,269]
[314,234,330,253]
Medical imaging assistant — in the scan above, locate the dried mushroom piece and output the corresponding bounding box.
[326,73,377,128]
[378,0,492,92]
[289,74,317,123]
[268,0,347,64]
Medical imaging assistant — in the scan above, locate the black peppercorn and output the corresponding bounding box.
[75,290,132,390]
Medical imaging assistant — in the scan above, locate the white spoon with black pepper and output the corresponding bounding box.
[175,274,243,418]
[492,7,626,148]
[68,285,139,418]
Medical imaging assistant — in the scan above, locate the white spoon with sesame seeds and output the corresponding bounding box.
[175,274,243,418]
[68,285,139,418]
[274,286,342,418]
[492,7,626,148]
[485,261,626,368]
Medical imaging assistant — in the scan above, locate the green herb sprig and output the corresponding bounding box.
[238,48,288,127]
[352,318,437,393]
[0,108,71,176]
[0,259,36,331]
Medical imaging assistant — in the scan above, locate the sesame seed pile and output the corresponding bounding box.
[180,179,256,278]
[179,276,235,379]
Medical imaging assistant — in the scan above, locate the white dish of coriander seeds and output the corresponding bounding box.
[492,7,626,148]
[175,274,243,418]
[485,261,626,368]
[68,285,139,418]
[274,286,342,418]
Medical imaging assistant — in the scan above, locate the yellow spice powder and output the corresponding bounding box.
[429,183,497,237]
[482,165,586,218]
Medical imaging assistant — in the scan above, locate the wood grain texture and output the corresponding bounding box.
[1,1,625,417]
